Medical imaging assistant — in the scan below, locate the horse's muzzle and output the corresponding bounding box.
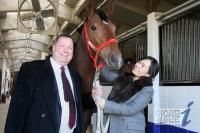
[109,53,123,70]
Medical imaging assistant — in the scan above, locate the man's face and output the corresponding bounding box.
[52,37,74,66]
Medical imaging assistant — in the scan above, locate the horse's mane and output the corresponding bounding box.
[96,10,109,22]
[75,10,108,36]
[85,9,109,22]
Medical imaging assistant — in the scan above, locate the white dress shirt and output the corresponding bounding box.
[50,57,76,133]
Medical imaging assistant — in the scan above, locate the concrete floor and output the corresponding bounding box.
[0,98,10,133]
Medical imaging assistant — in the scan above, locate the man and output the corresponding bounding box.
[5,34,84,133]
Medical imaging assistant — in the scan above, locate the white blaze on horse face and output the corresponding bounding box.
[103,20,108,25]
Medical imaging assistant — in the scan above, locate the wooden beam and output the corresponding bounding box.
[115,0,149,16]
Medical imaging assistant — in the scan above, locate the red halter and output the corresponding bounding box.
[83,22,118,69]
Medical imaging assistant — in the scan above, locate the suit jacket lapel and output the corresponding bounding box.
[40,57,60,131]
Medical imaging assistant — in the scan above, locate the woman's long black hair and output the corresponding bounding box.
[143,56,159,78]
[108,56,159,103]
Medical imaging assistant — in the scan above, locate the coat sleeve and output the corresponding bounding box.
[103,86,154,115]
[4,63,31,133]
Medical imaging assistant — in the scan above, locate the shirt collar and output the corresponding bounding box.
[50,57,68,71]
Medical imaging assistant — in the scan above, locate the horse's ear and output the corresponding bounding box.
[85,0,95,17]
[106,0,116,18]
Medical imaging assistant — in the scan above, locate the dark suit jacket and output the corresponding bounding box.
[4,57,84,133]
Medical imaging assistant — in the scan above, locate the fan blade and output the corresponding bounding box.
[31,0,41,12]
[35,17,45,30]
[21,11,35,21]
[41,9,55,18]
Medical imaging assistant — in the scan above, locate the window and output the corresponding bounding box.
[119,31,147,64]
[160,9,200,85]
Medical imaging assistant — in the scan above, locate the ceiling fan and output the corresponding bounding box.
[17,0,58,35]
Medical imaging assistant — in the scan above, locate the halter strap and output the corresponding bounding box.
[83,22,118,69]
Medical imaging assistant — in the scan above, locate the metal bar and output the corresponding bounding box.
[170,23,174,80]
[162,25,166,80]
[189,17,194,80]
[157,0,200,24]
[117,22,147,41]
[197,15,200,78]
[174,22,177,80]
[177,19,181,80]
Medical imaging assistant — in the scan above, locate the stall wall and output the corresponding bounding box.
[147,11,200,133]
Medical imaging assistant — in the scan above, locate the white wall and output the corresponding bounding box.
[147,12,200,133]
[147,12,161,126]
[159,86,200,132]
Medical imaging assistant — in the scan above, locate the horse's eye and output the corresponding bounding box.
[91,25,96,31]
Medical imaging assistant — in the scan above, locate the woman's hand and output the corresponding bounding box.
[92,87,103,99]
[92,87,105,109]
[96,98,105,110]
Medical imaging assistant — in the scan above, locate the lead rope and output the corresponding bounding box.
[93,69,110,133]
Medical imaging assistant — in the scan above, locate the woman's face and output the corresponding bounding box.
[132,59,151,78]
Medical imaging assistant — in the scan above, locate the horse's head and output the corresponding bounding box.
[84,0,123,70]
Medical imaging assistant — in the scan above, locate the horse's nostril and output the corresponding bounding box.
[110,54,117,64]
[110,54,123,69]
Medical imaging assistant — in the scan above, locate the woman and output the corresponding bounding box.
[93,56,159,133]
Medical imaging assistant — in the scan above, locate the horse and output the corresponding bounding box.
[70,0,123,132]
